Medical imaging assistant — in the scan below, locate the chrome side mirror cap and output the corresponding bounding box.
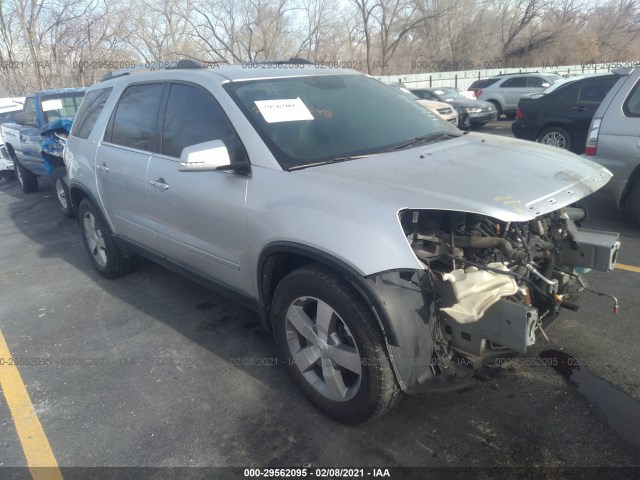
[178,140,231,172]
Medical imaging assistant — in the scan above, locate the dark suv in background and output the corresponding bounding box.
[511,74,618,153]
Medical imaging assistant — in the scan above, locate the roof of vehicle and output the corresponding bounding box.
[33,87,86,96]
[98,62,360,88]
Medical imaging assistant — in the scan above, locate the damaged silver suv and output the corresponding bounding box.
[66,61,620,424]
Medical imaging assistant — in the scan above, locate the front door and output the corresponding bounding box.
[147,82,252,293]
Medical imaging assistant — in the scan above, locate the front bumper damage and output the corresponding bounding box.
[363,223,620,395]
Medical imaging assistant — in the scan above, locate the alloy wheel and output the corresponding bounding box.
[285,296,362,402]
[83,211,107,267]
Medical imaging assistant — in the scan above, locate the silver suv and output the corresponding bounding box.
[476,73,562,119]
[584,67,640,225]
[66,62,620,423]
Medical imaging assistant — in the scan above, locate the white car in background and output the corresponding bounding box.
[387,84,459,125]
[0,97,25,177]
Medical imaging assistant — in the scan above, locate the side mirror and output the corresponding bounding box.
[14,112,31,125]
[178,140,232,172]
[541,82,551,88]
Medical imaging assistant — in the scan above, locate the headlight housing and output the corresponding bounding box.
[464,107,482,113]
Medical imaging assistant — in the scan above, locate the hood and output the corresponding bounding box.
[445,98,495,109]
[296,133,612,222]
[416,99,453,111]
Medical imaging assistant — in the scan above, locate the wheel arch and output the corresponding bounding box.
[69,182,103,219]
[257,242,399,346]
[621,163,640,205]
[536,122,573,141]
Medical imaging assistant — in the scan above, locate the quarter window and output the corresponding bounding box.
[72,88,112,139]
[108,83,164,151]
[161,83,245,160]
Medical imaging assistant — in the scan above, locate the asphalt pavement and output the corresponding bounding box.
[1,122,639,478]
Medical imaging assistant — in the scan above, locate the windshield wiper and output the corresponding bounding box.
[389,132,458,151]
[289,153,377,171]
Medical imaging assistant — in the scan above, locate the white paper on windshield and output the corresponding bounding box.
[41,99,63,111]
[434,89,445,95]
[254,97,314,123]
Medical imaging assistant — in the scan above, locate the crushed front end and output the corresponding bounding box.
[407,207,620,361]
[375,207,620,393]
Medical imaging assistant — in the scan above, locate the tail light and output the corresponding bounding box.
[516,107,523,119]
[585,118,601,156]
[476,89,483,98]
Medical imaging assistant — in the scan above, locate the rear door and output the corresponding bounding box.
[501,76,528,110]
[146,82,251,293]
[96,83,165,246]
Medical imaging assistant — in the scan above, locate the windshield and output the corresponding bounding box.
[40,93,85,125]
[224,75,458,170]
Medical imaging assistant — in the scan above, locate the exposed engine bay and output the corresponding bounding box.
[400,208,620,367]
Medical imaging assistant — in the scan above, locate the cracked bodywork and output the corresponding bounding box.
[40,118,72,175]
[247,134,620,393]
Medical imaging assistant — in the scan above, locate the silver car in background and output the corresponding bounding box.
[66,63,620,423]
[584,67,640,225]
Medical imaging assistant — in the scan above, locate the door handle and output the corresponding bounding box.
[96,162,109,172]
[149,178,169,190]
[572,105,587,111]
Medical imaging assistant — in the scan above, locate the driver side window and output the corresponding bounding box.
[161,83,247,162]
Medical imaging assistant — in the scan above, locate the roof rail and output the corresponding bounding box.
[254,57,313,65]
[101,59,204,82]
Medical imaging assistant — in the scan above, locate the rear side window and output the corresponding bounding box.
[106,83,164,151]
[502,77,527,88]
[623,80,640,117]
[23,97,36,124]
[578,78,617,103]
[160,83,245,160]
[72,88,112,139]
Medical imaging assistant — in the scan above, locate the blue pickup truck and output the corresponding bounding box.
[2,88,85,216]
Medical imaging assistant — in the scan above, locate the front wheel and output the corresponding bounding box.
[52,167,74,218]
[78,198,136,278]
[272,263,402,424]
[13,158,38,193]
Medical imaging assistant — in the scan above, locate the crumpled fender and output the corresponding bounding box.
[40,118,72,174]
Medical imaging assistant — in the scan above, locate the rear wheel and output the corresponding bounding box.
[52,167,73,218]
[13,158,38,193]
[78,198,135,278]
[272,263,402,424]
[538,126,572,150]
[628,181,640,226]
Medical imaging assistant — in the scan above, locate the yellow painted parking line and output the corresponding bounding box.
[0,329,62,480]
[615,263,640,273]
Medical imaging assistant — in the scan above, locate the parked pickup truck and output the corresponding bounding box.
[2,88,85,216]
[0,97,25,179]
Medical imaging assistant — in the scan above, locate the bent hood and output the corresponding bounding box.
[296,133,612,222]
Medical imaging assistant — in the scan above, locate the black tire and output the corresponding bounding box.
[272,263,402,424]
[488,101,502,119]
[52,167,74,218]
[78,198,135,278]
[538,126,572,151]
[505,112,516,120]
[628,181,640,226]
[13,157,38,193]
